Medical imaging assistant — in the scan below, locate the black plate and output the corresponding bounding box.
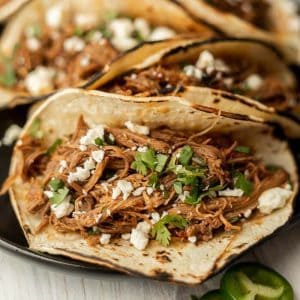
[0,103,299,281]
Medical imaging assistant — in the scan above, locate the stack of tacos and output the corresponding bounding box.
[0,0,299,285]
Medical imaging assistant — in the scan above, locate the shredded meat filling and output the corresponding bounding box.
[13,117,290,246]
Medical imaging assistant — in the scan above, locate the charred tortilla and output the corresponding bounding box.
[5,88,298,284]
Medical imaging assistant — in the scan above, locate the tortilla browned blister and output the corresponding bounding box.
[84,37,300,138]
[0,0,31,22]
[9,88,298,284]
[0,0,213,109]
[173,0,300,65]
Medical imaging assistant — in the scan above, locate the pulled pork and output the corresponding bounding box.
[10,116,291,249]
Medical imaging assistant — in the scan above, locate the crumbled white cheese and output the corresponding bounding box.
[111,186,121,200]
[58,160,67,173]
[124,121,150,135]
[101,182,109,192]
[258,187,292,214]
[67,157,95,184]
[89,31,103,44]
[79,125,105,146]
[121,233,131,240]
[130,221,151,250]
[133,18,151,39]
[108,18,135,38]
[183,65,203,80]
[196,50,228,74]
[159,184,165,191]
[63,36,85,52]
[1,124,22,146]
[45,4,65,28]
[219,188,244,197]
[24,66,55,95]
[91,150,105,163]
[74,13,98,28]
[108,133,115,143]
[243,209,252,219]
[148,26,176,41]
[44,190,54,199]
[111,36,138,51]
[79,145,87,151]
[146,187,154,195]
[150,212,161,224]
[117,180,134,200]
[188,236,197,243]
[137,146,148,152]
[80,55,90,67]
[26,37,41,51]
[99,233,111,245]
[83,157,96,170]
[132,186,146,196]
[244,74,263,90]
[51,195,74,219]
[178,191,190,202]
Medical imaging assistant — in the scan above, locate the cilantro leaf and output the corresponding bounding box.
[29,118,43,139]
[49,186,69,205]
[184,185,199,205]
[0,59,17,87]
[48,178,64,191]
[234,172,253,196]
[148,172,159,187]
[234,146,251,154]
[74,27,84,36]
[167,155,177,172]
[185,184,224,205]
[95,137,105,146]
[46,138,62,155]
[131,160,148,175]
[151,214,188,246]
[173,181,183,194]
[179,145,193,166]
[155,154,168,172]
[141,149,157,170]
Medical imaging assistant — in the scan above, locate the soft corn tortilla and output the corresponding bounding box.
[174,0,300,64]
[0,0,212,109]
[85,38,300,138]
[9,88,298,284]
[0,0,31,22]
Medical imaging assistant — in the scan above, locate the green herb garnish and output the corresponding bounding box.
[151,215,188,246]
[148,172,159,187]
[49,178,64,191]
[74,27,84,36]
[27,24,42,38]
[173,181,183,194]
[28,118,43,139]
[46,138,62,155]
[94,137,105,146]
[105,10,118,20]
[0,59,17,87]
[49,186,69,205]
[87,227,101,235]
[234,172,253,196]
[179,145,193,166]
[155,154,168,172]
[234,146,251,154]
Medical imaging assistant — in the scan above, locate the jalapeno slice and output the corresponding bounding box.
[191,290,224,300]
[220,263,294,300]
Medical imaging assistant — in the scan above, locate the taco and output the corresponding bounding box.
[174,0,300,64]
[85,38,300,138]
[0,0,31,22]
[0,0,212,109]
[3,88,298,284]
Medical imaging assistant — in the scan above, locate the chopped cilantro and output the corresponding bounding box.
[28,118,43,139]
[163,190,169,199]
[74,27,84,36]
[27,24,42,37]
[133,30,144,42]
[49,186,69,205]
[148,173,159,187]
[46,138,62,155]
[234,172,253,196]
[184,185,199,205]
[234,146,251,154]
[167,155,177,172]
[155,154,168,172]
[49,178,64,191]
[132,149,166,175]
[99,24,112,38]
[94,137,105,146]
[151,215,188,246]
[105,10,118,20]
[173,181,183,194]
[0,59,17,87]
[179,145,193,166]
[229,216,241,223]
